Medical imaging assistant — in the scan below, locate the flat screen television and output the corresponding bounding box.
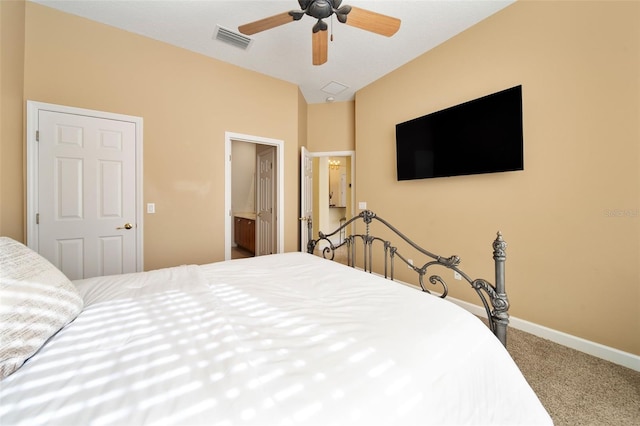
[395,85,523,181]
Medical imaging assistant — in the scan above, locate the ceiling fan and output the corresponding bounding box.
[238,0,401,66]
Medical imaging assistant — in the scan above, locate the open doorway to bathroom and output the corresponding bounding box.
[301,149,355,254]
[225,132,284,261]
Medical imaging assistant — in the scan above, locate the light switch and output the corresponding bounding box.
[147,203,155,214]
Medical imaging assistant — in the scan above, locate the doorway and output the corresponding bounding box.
[224,132,284,261]
[300,149,355,252]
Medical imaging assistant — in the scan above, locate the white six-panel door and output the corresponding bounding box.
[29,103,142,280]
[256,146,276,256]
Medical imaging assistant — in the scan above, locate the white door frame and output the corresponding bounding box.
[300,146,313,252]
[26,100,144,272]
[225,132,284,260]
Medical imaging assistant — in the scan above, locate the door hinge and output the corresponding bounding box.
[36,130,39,142]
[36,213,40,224]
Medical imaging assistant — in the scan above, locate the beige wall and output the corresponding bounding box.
[307,101,355,152]
[298,89,308,152]
[354,1,639,354]
[231,141,256,215]
[0,0,26,241]
[6,2,302,269]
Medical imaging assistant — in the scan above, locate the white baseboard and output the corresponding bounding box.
[449,297,640,372]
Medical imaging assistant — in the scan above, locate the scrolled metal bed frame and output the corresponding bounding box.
[306,210,510,346]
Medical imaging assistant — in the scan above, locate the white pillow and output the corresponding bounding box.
[0,237,84,379]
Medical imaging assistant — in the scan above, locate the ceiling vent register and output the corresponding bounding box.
[215,25,253,50]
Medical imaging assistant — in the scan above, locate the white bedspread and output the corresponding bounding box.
[0,252,551,425]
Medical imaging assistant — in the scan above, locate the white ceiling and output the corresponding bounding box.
[30,0,515,104]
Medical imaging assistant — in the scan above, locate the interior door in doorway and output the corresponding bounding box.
[30,104,141,280]
[300,146,313,252]
[256,146,276,255]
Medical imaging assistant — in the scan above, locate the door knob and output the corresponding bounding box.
[117,223,133,230]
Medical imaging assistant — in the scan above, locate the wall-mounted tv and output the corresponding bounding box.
[395,85,524,181]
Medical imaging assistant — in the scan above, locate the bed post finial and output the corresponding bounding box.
[492,231,509,347]
[493,231,506,259]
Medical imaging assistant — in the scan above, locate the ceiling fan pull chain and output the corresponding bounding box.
[330,16,334,41]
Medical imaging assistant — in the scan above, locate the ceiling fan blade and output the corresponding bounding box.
[344,6,400,37]
[238,12,296,35]
[312,30,328,66]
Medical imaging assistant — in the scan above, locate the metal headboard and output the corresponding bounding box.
[306,210,510,347]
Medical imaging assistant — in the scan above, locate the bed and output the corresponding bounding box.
[0,211,552,425]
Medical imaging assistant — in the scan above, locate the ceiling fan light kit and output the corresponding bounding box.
[238,0,400,66]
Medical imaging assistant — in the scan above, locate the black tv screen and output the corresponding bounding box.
[395,85,524,181]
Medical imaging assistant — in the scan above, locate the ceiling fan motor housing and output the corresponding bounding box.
[303,0,346,20]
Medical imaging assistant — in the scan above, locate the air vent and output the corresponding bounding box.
[321,81,349,95]
[214,25,253,50]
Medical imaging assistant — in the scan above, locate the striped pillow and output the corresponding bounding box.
[0,237,84,379]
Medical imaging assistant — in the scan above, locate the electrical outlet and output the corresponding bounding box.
[407,259,413,269]
[454,271,462,280]
[358,201,367,210]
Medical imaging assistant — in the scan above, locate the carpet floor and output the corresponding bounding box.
[507,327,640,425]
